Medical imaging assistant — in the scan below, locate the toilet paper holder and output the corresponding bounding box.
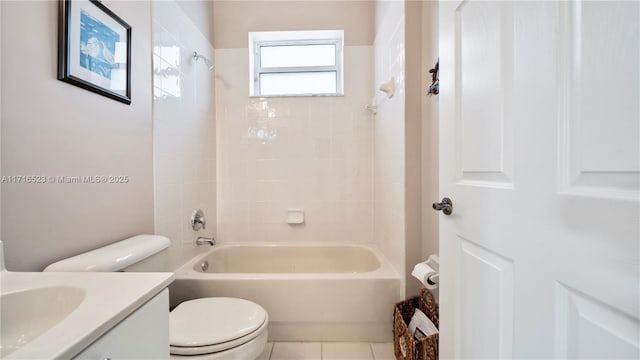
[425,255,439,271]
[412,255,440,289]
[424,255,439,285]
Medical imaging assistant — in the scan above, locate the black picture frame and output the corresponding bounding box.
[58,0,132,105]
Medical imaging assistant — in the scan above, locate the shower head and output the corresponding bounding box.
[192,51,214,71]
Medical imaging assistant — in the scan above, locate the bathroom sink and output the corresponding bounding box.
[0,238,173,360]
[0,286,86,357]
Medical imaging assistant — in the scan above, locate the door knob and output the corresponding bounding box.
[432,197,453,215]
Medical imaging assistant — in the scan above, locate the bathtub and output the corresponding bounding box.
[169,243,401,342]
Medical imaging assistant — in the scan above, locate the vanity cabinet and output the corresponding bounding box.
[73,289,169,360]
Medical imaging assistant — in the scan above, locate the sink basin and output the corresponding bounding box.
[0,286,85,357]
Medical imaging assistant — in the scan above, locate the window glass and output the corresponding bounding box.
[260,44,336,68]
[259,72,337,96]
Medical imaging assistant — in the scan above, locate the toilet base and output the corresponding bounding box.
[170,329,268,360]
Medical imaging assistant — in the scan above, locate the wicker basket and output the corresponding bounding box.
[393,288,439,360]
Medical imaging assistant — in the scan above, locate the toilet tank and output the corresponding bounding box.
[44,235,170,272]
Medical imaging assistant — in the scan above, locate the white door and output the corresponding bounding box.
[438,1,639,358]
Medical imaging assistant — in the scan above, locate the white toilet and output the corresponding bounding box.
[44,235,268,360]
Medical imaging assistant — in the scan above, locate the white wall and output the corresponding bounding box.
[213,0,374,48]
[420,0,439,263]
[152,0,216,269]
[215,46,373,243]
[1,0,154,271]
[404,0,440,298]
[175,0,214,45]
[0,1,3,240]
[405,0,424,297]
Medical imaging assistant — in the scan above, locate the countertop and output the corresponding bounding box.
[1,271,174,359]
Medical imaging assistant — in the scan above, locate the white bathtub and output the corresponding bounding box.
[170,243,401,342]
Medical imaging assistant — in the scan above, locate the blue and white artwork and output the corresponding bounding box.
[79,10,120,79]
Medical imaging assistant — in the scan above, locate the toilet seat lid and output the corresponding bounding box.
[170,297,267,347]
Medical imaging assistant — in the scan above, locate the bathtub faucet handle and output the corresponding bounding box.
[196,236,216,246]
[191,209,207,231]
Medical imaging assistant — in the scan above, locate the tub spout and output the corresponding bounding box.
[196,236,216,246]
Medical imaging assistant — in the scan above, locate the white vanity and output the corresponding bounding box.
[0,241,173,359]
[72,287,170,360]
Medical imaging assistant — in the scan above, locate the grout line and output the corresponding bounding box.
[320,342,324,360]
[369,343,376,360]
[268,342,275,360]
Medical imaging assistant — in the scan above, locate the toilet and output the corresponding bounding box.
[44,235,268,360]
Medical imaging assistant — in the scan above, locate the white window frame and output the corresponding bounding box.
[249,31,344,97]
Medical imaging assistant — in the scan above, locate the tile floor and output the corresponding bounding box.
[258,342,395,360]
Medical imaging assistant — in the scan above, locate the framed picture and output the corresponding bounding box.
[58,0,131,105]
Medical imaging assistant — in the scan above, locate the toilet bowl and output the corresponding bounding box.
[169,297,268,359]
[44,235,269,360]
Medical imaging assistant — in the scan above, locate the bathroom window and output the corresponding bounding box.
[249,30,344,97]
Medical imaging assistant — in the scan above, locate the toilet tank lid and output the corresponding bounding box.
[44,235,170,272]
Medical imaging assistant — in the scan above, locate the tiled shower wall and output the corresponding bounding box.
[215,46,374,243]
[152,0,216,269]
[373,0,406,289]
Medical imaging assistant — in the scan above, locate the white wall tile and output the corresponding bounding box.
[153,0,215,265]
[373,0,406,290]
[216,46,374,244]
